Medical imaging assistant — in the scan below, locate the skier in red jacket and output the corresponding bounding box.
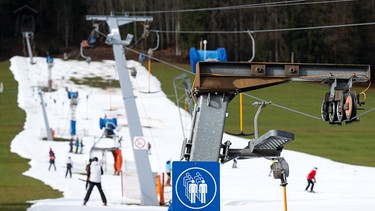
[305,167,318,192]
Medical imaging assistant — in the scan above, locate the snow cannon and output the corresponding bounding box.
[46,56,54,64]
[67,91,78,99]
[67,91,78,106]
[189,47,227,74]
[99,118,117,137]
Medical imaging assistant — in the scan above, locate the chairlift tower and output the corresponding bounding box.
[46,54,54,91]
[38,91,53,141]
[22,32,35,64]
[86,14,158,206]
[14,5,38,65]
[67,90,79,138]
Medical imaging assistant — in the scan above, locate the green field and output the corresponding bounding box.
[0,61,63,210]
[0,59,374,210]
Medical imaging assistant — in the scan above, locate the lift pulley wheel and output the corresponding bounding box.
[328,101,336,123]
[321,100,329,121]
[345,93,357,120]
[336,100,344,122]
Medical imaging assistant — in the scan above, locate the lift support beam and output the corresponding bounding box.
[86,15,159,206]
[181,61,370,162]
[195,61,370,93]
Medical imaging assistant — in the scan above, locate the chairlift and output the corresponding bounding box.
[89,36,97,46]
[80,40,91,63]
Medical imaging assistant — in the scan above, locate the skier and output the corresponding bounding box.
[48,148,56,171]
[83,157,107,206]
[74,137,79,154]
[65,156,73,178]
[75,138,79,153]
[147,142,151,155]
[165,160,172,186]
[268,160,275,176]
[85,158,92,189]
[69,138,74,153]
[305,167,318,192]
[49,148,55,157]
[79,139,84,154]
[232,158,237,168]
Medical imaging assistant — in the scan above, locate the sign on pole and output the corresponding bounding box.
[172,161,220,210]
[133,136,148,150]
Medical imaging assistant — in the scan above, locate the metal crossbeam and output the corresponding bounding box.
[86,15,153,27]
[194,61,370,93]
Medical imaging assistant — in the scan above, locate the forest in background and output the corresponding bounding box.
[1,0,375,80]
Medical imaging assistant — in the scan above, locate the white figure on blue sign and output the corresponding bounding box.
[183,173,193,198]
[183,172,210,205]
[189,180,197,203]
[199,180,207,203]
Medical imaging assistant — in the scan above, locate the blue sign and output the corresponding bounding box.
[172,161,220,210]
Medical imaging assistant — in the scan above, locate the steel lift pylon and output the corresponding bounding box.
[23,32,35,64]
[86,14,159,206]
[181,61,371,162]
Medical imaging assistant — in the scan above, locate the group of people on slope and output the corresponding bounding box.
[48,148,107,206]
[69,137,84,154]
[48,148,74,178]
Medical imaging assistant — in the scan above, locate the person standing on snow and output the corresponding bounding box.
[75,138,80,153]
[48,148,56,171]
[85,158,92,189]
[49,148,55,157]
[83,157,107,206]
[268,160,275,176]
[305,167,318,192]
[65,156,73,178]
[232,158,237,168]
[165,160,172,186]
[79,139,84,154]
[69,138,74,153]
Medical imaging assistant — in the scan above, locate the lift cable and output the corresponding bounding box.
[126,0,353,15]
[132,66,163,171]
[243,93,321,120]
[92,20,374,122]
[125,47,193,75]
[149,21,375,35]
